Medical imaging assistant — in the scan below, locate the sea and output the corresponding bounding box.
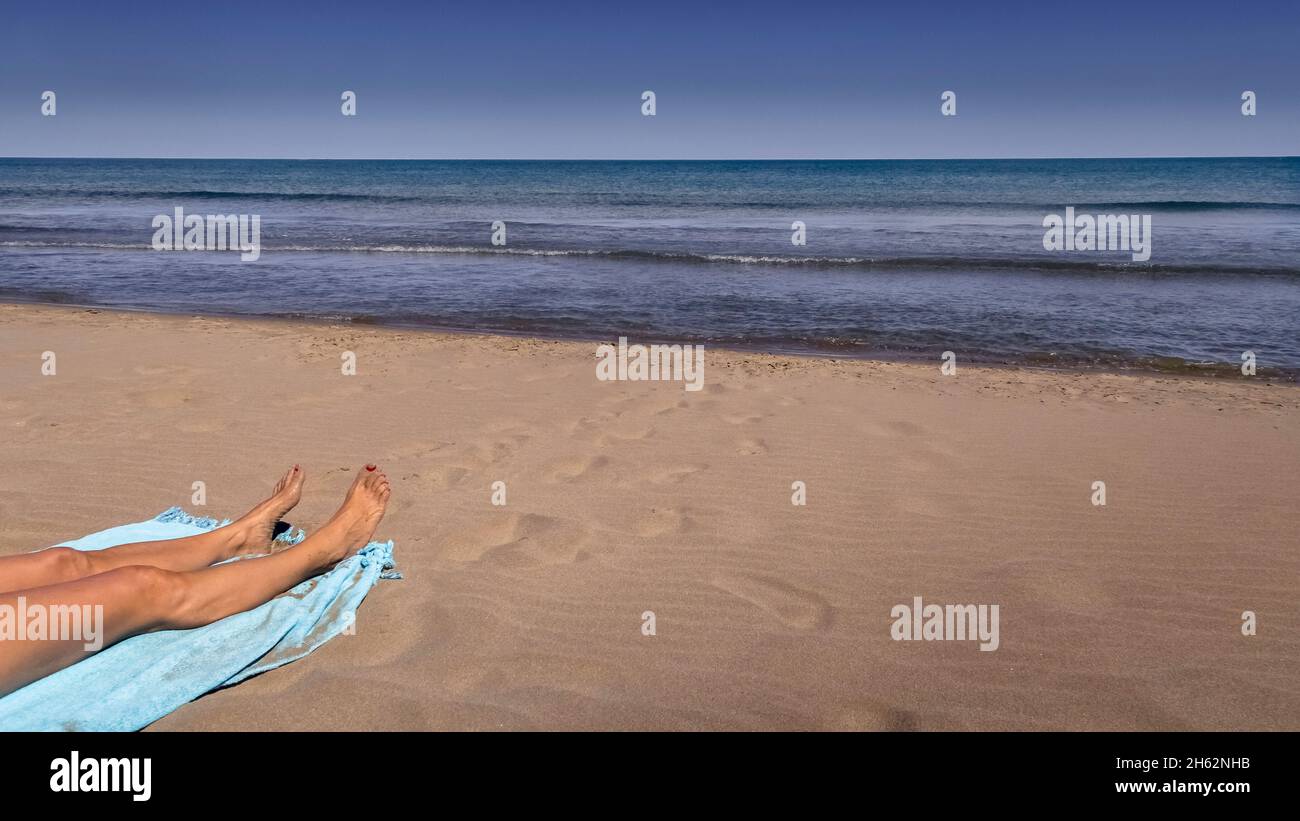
[2,157,1297,373]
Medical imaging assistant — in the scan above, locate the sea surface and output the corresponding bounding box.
[1,157,1298,372]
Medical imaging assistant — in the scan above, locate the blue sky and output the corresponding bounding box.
[1,0,1297,159]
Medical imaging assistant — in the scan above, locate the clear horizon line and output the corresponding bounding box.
[2,154,1297,162]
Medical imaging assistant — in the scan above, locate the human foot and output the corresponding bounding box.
[235,465,305,552]
[307,465,390,567]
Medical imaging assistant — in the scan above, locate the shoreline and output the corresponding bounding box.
[2,300,1297,730]
[1,298,1292,383]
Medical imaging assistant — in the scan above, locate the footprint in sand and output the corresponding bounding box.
[425,465,471,487]
[462,433,531,467]
[736,438,768,455]
[596,392,638,411]
[546,454,609,483]
[634,507,693,537]
[595,427,656,447]
[898,440,959,474]
[483,423,534,439]
[566,412,617,435]
[887,420,926,437]
[407,440,456,458]
[127,386,206,409]
[651,398,691,416]
[440,512,597,565]
[647,463,707,485]
[821,700,920,731]
[711,573,833,631]
[861,419,929,439]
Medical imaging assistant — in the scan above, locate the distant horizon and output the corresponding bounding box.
[4,154,1299,162]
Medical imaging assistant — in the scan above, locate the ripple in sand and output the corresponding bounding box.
[711,573,832,631]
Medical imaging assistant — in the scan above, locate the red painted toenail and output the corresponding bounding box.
[366,465,376,471]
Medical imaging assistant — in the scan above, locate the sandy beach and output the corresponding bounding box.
[1,301,1296,730]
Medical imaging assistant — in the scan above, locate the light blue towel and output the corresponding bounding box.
[0,507,399,731]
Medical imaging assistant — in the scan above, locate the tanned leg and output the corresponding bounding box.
[0,466,389,698]
[0,466,304,595]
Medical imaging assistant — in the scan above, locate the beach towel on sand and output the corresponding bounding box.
[0,507,400,731]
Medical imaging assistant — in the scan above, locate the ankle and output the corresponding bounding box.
[223,517,263,554]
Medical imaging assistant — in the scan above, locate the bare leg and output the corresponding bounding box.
[0,466,304,595]
[0,466,389,698]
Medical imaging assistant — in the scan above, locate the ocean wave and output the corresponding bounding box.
[1,240,151,250]
[0,188,432,204]
[3,239,1297,276]
[1072,200,1300,211]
